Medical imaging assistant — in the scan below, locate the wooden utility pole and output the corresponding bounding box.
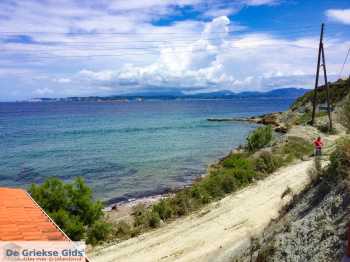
[321,42,333,130]
[311,23,333,131]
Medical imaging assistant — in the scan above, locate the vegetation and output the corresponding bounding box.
[273,136,314,162]
[29,177,111,245]
[291,77,350,111]
[246,125,273,152]
[317,123,337,135]
[255,151,282,175]
[294,111,328,125]
[108,130,313,241]
[341,95,350,133]
[329,138,350,177]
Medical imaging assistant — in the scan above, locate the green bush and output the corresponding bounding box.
[87,220,112,245]
[190,185,210,205]
[222,153,253,170]
[115,221,133,239]
[329,138,350,177]
[255,151,281,174]
[246,125,273,152]
[317,123,334,134]
[29,177,110,244]
[295,112,312,125]
[171,190,193,216]
[341,95,350,133]
[112,135,316,241]
[133,204,161,229]
[277,136,313,161]
[148,211,161,228]
[291,77,350,111]
[152,199,173,221]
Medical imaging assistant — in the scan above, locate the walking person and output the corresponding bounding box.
[313,136,324,156]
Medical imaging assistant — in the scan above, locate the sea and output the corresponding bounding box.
[0,98,294,203]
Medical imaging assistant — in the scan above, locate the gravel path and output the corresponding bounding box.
[90,160,314,262]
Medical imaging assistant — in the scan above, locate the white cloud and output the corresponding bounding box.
[326,9,350,25]
[244,0,278,6]
[69,16,348,93]
[0,1,349,100]
[34,87,54,95]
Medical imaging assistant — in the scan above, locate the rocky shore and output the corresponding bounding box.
[208,112,288,133]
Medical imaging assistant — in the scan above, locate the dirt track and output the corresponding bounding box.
[90,160,314,262]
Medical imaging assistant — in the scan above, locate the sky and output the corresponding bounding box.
[0,0,350,101]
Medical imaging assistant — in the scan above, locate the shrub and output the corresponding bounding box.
[329,138,350,177]
[29,177,109,244]
[255,151,281,174]
[317,123,337,134]
[200,174,225,200]
[171,190,193,216]
[220,173,238,193]
[133,204,162,229]
[115,221,132,239]
[246,125,273,152]
[148,211,161,228]
[50,209,85,240]
[341,95,350,133]
[190,185,210,205]
[132,204,149,229]
[222,153,253,170]
[277,136,313,161]
[295,112,312,125]
[87,220,112,245]
[152,199,173,221]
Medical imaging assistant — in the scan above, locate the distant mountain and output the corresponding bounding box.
[34,87,310,102]
[235,88,310,99]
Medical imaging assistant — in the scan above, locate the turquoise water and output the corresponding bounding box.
[0,99,293,202]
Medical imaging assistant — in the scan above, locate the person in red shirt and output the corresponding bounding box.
[313,136,324,156]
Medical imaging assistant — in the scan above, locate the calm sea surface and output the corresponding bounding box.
[0,98,293,202]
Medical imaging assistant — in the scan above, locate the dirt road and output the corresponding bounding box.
[90,159,315,262]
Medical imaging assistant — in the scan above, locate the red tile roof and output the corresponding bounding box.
[0,187,69,241]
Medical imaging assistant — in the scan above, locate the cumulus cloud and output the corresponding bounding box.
[326,9,350,25]
[70,16,349,94]
[0,0,349,100]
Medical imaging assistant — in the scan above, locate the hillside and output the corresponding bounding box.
[291,77,350,111]
[34,88,309,102]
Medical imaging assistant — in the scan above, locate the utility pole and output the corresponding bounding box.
[321,42,333,130]
[310,23,332,131]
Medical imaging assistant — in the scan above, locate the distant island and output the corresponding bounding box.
[30,87,309,102]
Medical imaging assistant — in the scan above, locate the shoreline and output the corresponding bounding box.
[103,110,289,213]
[103,122,259,213]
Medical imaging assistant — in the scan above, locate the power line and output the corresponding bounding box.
[2,40,324,62]
[0,24,325,36]
[338,46,350,78]
[0,28,335,48]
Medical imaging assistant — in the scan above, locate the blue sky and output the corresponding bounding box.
[0,0,350,101]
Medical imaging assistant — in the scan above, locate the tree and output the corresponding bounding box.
[29,177,110,244]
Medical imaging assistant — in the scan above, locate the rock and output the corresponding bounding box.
[275,125,288,133]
